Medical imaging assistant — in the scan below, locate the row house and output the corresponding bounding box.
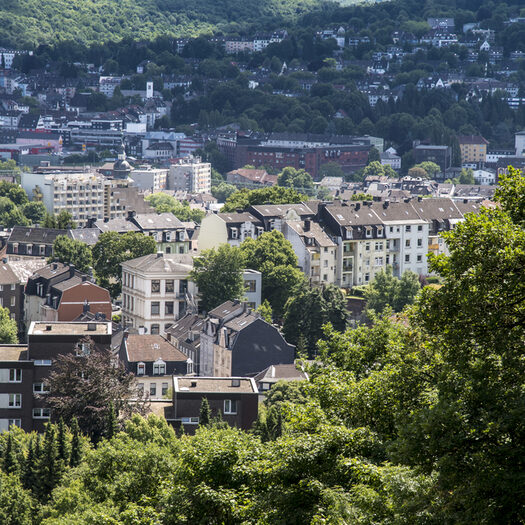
[121,252,196,337]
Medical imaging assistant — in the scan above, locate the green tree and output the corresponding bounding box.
[21,201,47,224]
[190,244,245,312]
[365,267,420,313]
[277,167,314,193]
[414,161,441,178]
[222,186,308,213]
[56,210,76,229]
[92,232,157,298]
[199,398,211,427]
[256,299,273,323]
[69,417,82,467]
[36,423,61,501]
[211,181,237,202]
[50,235,93,273]
[2,433,19,475]
[105,402,119,439]
[145,194,205,223]
[241,230,306,316]
[0,470,33,525]
[283,284,347,356]
[0,197,30,228]
[318,162,344,178]
[367,146,381,163]
[396,168,525,522]
[458,167,475,184]
[0,306,18,343]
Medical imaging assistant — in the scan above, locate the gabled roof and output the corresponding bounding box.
[457,135,489,145]
[250,203,314,217]
[94,219,140,233]
[254,363,308,383]
[121,252,193,273]
[8,226,68,244]
[69,228,100,245]
[217,212,262,225]
[125,334,188,363]
[132,212,184,230]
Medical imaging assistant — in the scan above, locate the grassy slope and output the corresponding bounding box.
[0,0,328,47]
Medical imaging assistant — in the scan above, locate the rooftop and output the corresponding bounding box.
[29,322,111,336]
[0,345,29,361]
[174,377,257,393]
[125,334,188,362]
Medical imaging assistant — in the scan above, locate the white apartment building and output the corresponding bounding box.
[168,157,211,194]
[129,167,167,192]
[121,252,196,337]
[21,170,105,227]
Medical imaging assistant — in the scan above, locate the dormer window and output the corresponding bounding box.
[153,359,166,375]
[365,227,372,238]
[377,227,383,237]
[137,362,145,376]
[230,228,238,239]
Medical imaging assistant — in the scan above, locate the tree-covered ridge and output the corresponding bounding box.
[0,0,326,47]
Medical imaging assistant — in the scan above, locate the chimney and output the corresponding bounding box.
[69,264,75,278]
[383,200,390,209]
[127,210,136,220]
[304,219,311,232]
[86,217,96,228]
[418,196,423,202]
[83,300,90,313]
[355,203,360,211]
[156,251,163,258]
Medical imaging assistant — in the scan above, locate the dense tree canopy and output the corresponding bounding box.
[221,186,308,213]
[50,236,93,274]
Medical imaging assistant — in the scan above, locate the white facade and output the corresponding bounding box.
[121,253,196,337]
[21,170,106,226]
[129,167,167,192]
[243,269,262,309]
[515,131,525,157]
[473,169,496,185]
[168,158,211,194]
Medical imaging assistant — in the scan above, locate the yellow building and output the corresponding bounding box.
[458,135,489,165]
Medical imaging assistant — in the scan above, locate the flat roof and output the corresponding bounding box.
[0,345,29,361]
[174,377,257,394]
[29,321,111,336]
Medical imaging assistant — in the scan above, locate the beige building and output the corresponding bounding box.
[198,212,263,251]
[168,157,211,194]
[121,252,196,336]
[458,135,488,165]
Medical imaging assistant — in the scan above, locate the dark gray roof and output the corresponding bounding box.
[217,212,261,224]
[209,300,243,320]
[8,226,68,244]
[69,228,101,245]
[132,213,184,230]
[94,219,140,233]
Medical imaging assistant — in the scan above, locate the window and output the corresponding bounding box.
[417,254,423,262]
[418,225,423,231]
[405,254,410,263]
[8,419,21,428]
[377,227,383,236]
[75,342,91,356]
[389,226,394,233]
[34,359,52,366]
[417,238,423,247]
[165,302,174,315]
[405,239,411,247]
[375,242,383,250]
[10,284,15,291]
[33,383,50,394]
[153,360,166,375]
[245,280,256,293]
[374,257,383,266]
[151,302,160,315]
[261,382,271,391]
[405,225,411,232]
[364,273,370,283]
[32,408,50,419]
[224,399,238,414]
[365,242,370,251]
[137,362,145,376]
[9,369,21,382]
[165,280,174,293]
[8,394,21,408]
[151,324,160,335]
[150,383,157,396]
[365,227,372,238]
[181,417,199,424]
[162,382,169,396]
[151,280,160,294]
[230,228,238,239]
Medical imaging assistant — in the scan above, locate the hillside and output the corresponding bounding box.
[0,0,331,48]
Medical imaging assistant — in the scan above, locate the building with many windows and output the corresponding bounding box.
[121,252,196,336]
[168,157,211,194]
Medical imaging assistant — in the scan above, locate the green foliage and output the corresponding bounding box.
[0,470,33,525]
[365,267,421,314]
[256,299,273,323]
[367,146,381,163]
[21,201,47,224]
[241,230,306,317]
[0,306,18,344]
[50,236,93,274]
[318,162,344,178]
[221,186,308,213]
[0,197,30,228]
[362,161,396,179]
[283,284,347,356]
[190,244,245,312]
[92,232,156,298]
[459,167,475,184]
[211,181,237,202]
[277,167,314,193]
[199,398,211,427]
[145,193,205,223]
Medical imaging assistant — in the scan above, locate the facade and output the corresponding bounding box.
[282,219,337,285]
[254,364,308,394]
[515,130,525,157]
[25,263,112,327]
[242,269,262,309]
[172,376,258,433]
[226,168,277,188]
[458,135,489,165]
[119,333,191,400]
[121,252,196,336]
[6,227,68,258]
[128,167,167,192]
[168,157,211,194]
[413,145,452,174]
[199,301,295,377]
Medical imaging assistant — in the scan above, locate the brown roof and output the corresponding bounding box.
[0,345,29,361]
[457,135,489,145]
[29,322,111,336]
[175,377,257,393]
[125,334,187,362]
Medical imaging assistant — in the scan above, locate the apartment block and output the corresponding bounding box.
[168,157,211,194]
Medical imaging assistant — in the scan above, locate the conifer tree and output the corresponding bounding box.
[105,403,119,439]
[3,432,18,475]
[57,418,68,462]
[69,418,82,468]
[22,436,36,490]
[199,398,211,427]
[37,424,60,500]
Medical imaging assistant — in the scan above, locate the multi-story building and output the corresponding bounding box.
[458,135,489,165]
[243,270,262,310]
[24,263,112,327]
[515,130,525,157]
[414,145,452,175]
[168,157,211,194]
[21,169,106,227]
[6,227,68,258]
[282,219,337,285]
[121,252,196,336]
[128,167,167,192]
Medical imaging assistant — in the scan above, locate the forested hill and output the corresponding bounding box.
[0,0,331,48]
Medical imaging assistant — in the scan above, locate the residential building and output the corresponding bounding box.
[128,167,167,192]
[254,363,308,394]
[473,169,496,185]
[119,332,192,400]
[282,219,337,285]
[165,314,204,373]
[243,270,262,309]
[380,150,401,170]
[6,227,68,258]
[168,157,211,194]
[172,376,258,433]
[413,145,452,175]
[458,135,489,165]
[515,130,525,157]
[199,300,295,377]
[198,212,264,251]
[226,168,277,188]
[121,252,196,336]
[25,263,112,327]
